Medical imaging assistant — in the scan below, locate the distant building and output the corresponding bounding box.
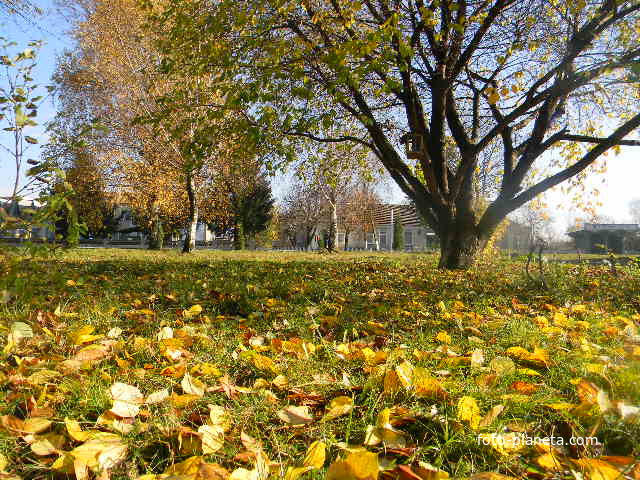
[278,203,438,251]
[107,205,222,246]
[0,200,222,247]
[0,200,55,242]
[350,203,438,251]
[568,223,640,254]
[496,221,533,253]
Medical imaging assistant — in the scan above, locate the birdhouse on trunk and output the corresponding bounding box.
[401,132,423,159]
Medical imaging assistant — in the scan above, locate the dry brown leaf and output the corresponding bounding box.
[277,406,314,425]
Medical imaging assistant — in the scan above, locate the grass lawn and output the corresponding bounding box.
[0,249,639,479]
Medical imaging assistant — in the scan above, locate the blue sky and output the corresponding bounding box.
[1,2,639,231]
[0,0,72,200]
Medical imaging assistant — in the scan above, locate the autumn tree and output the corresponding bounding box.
[511,200,555,245]
[351,185,384,250]
[154,0,640,269]
[281,181,325,250]
[234,177,274,249]
[54,0,248,252]
[296,137,373,252]
[62,151,120,238]
[208,139,274,250]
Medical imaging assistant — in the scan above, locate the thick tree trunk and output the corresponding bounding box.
[182,173,198,253]
[438,227,487,270]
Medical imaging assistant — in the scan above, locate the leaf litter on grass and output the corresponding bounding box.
[0,249,638,479]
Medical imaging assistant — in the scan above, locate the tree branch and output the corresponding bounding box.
[558,134,640,147]
[479,112,640,233]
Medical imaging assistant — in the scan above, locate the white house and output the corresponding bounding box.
[280,203,438,251]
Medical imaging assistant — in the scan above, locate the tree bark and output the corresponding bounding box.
[182,173,198,253]
[148,205,163,250]
[438,227,487,270]
[327,202,338,252]
[305,227,315,251]
[149,219,164,250]
[234,220,245,250]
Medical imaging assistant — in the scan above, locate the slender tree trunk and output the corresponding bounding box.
[234,220,245,250]
[149,219,164,250]
[327,202,338,252]
[182,173,198,253]
[371,229,379,251]
[305,227,315,251]
[11,128,21,202]
[344,229,350,251]
[148,204,163,250]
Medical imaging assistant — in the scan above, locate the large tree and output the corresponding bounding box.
[153,0,640,268]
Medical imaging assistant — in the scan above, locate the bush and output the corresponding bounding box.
[392,214,404,251]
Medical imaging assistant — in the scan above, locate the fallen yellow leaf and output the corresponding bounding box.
[457,396,481,430]
[324,396,354,421]
[326,450,379,480]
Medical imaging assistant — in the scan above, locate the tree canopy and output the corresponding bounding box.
[152,0,640,268]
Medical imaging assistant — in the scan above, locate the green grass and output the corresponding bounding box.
[0,248,639,479]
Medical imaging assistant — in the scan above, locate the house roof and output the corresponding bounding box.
[568,223,640,237]
[373,203,427,228]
